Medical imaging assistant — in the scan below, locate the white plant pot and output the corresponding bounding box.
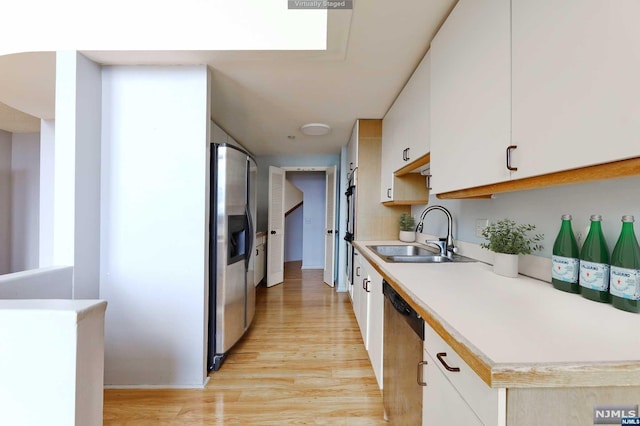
[493,252,519,278]
[399,231,416,243]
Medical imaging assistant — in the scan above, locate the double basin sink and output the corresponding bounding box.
[367,244,476,264]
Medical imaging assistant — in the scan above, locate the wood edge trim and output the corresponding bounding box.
[382,200,429,206]
[285,201,303,216]
[395,152,431,176]
[354,242,494,387]
[491,362,640,388]
[436,157,640,199]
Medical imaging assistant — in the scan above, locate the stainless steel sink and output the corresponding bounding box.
[367,244,476,264]
[369,245,434,257]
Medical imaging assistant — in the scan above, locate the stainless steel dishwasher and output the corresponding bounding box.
[383,280,425,425]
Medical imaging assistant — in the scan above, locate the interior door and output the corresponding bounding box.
[323,166,336,287]
[267,166,285,287]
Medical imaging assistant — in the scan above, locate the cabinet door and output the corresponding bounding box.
[352,250,369,349]
[512,0,640,179]
[430,0,511,194]
[380,119,399,202]
[424,323,506,425]
[367,266,384,389]
[404,51,431,164]
[381,51,432,202]
[422,349,484,426]
[356,259,370,349]
[254,243,265,286]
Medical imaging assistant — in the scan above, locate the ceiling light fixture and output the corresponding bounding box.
[300,123,331,136]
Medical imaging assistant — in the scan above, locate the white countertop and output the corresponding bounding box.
[355,240,640,388]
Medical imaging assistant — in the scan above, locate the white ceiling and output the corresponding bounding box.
[0,0,456,155]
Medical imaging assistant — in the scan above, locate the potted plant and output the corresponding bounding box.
[399,212,416,242]
[480,219,544,277]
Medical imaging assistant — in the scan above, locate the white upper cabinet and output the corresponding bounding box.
[430,0,511,194]
[381,51,432,202]
[512,0,640,179]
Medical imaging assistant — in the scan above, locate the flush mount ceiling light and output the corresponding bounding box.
[300,123,331,136]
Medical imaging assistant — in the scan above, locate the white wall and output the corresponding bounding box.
[284,178,303,213]
[0,130,11,275]
[73,53,102,299]
[284,206,303,262]
[412,176,640,260]
[287,171,326,269]
[39,119,55,267]
[100,65,209,387]
[0,266,73,299]
[11,132,40,272]
[54,51,102,299]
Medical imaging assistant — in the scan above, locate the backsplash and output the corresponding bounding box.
[416,232,551,282]
[411,175,640,277]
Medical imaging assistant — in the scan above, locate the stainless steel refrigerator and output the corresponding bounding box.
[208,143,257,371]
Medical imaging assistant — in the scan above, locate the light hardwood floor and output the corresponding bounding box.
[103,261,386,425]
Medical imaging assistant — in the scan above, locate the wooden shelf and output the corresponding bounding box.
[436,157,640,199]
[395,152,431,176]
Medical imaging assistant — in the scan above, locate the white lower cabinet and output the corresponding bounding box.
[367,266,384,389]
[254,235,266,286]
[352,250,370,348]
[422,324,506,426]
[350,250,384,389]
[423,348,483,426]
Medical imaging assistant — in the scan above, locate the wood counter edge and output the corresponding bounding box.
[353,241,640,390]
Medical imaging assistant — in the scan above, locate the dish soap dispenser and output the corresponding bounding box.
[552,214,580,293]
[610,215,640,313]
[579,215,610,303]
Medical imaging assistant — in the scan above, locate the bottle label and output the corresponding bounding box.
[579,261,610,291]
[552,255,579,283]
[610,267,640,301]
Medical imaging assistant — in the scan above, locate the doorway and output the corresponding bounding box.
[284,171,325,269]
[267,166,337,288]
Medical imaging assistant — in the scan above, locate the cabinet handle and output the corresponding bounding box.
[356,266,361,277]
[402,147,411,161]
[350,161,354,171]
[436,352,460,372]
[327,230,333,234]
[387,188,392,199]
[256,249,259,256]
[362,278,367,290]
[506,145,518,171]
[417,361,428,386]
[364,279,370,293]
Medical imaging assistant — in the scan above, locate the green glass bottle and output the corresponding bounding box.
[610,215,640,313]
[579,215,610,303]
[552,214,580,293]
